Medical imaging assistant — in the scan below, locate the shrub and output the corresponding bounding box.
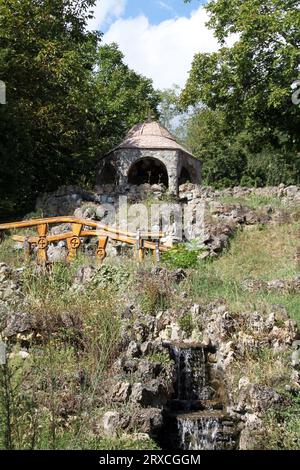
[135,269,171,315]
[162,244,199,269]
[91,264,130,289]
[256,394,300,450]
[178,313,194,336]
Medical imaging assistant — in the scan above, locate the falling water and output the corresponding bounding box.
[161,343,238,450]
[171,345,212,401]
[178,414,220,450]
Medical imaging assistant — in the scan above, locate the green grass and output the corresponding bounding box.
[86,435,160,451]
[185,221,300,326]
[0,235,25,267]
[0,253,126,450]
[255,394,300,450]
[218,193,285,210]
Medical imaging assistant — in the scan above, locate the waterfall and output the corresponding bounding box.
[171,345,211,401]
[178,415,220,450]
[160,343,238,450]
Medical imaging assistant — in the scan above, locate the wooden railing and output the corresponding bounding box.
[0,217,171,264]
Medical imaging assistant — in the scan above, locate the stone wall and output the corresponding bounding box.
[98,149,201,195]
[35,183,300,262]
[37,182,300,217]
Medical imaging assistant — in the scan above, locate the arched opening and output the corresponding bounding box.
[100,162,118,185]
[128,158,169,187]
[179,167,192,185]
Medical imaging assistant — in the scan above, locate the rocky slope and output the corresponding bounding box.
[1,184,300,449]
[33,183,300,261]
[0,259,299,449]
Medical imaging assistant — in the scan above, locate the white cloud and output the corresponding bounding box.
[103,6,236,90]
[87,0,126,31]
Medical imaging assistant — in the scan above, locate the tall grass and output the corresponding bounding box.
[218,194,285,210]
[185,221,300,325]
[0,257,124,450]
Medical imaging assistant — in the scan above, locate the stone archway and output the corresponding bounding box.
[179,167,192,185]
[128,157,169,188]
[100,162,118,185]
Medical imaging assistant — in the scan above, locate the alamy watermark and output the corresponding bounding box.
[292,80,300,105]
[0,339,6,365]
[0,80,6,105]
[95,196,206,243]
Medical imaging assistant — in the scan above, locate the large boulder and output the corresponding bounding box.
[128,408,163,435]
[111,382,132,403]
[102,411,121,437]
[131,380,173,407]
[36,185,100,217]
[236,380,284,414]
[2,311,36,338]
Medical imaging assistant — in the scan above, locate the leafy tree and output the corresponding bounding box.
[182,0,300,186]
[0,1,159,219]
[183,108,247,187]
[93,43,160,150]
[158,85,182,131]
[0,0,99,218]
[182,106,300,187]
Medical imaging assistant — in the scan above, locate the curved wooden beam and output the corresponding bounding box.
[2,216,171,264]
[11,231,170,252]
[0,217,165,239]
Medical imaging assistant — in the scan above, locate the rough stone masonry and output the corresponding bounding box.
[97,120,201,195]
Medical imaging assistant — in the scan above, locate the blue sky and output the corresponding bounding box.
[87,0,231,90]
[101,1,206,33]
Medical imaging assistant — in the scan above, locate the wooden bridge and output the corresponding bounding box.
[0,217,171,264]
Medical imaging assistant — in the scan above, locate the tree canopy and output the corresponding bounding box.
[1,0,300,219]
[0,0,159,219]
[181,0,300,187]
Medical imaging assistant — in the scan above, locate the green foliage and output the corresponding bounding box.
[162,244,199,269]
[0,261,122,449]
[138,286,169,316]
[146,351,171,365]
[178,313,194,336]
[135,269,171,315]
[258,394,300,450]
[0,0,99,218]
[95,43,159,137]
[0,236,23,267]
[0,348,37,450]
[183,108,247,187]
[181,0,300,187]
[89,263,131,289]
[158,85,182,131]
[88,435,161,451]
[218,193,284,210]
[0,1,159,220]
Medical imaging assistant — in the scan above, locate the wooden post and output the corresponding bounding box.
[136,230,144,261]
[139,238,145,262]
[135,230,140,260]
[37,223,48,265]
[67,223,82,262]
[96,237,108,263]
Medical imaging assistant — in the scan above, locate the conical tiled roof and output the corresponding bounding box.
[114,120,195,157]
